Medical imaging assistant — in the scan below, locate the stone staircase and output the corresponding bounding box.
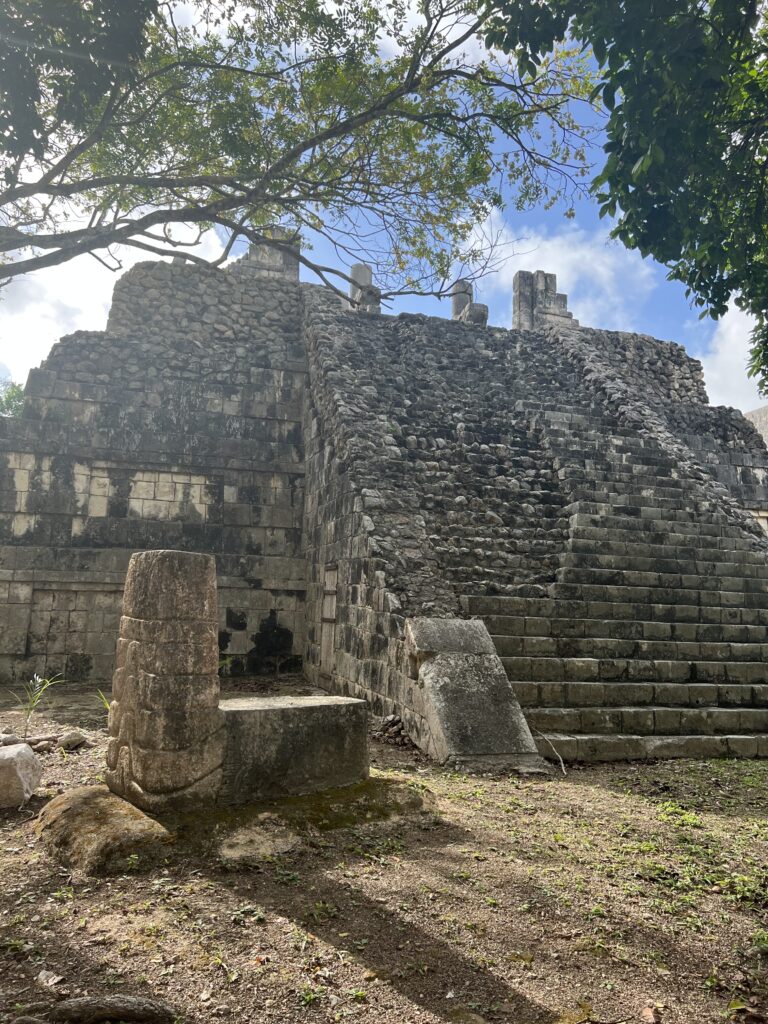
[466,408,768,761]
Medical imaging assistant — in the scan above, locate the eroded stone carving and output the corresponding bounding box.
[404,617,548,772]
[106,550,225,811]
[450,278,489,326]
[512,269,578,330]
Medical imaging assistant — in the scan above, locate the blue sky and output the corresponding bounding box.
[2,0,759,411]
[0,150,760,412]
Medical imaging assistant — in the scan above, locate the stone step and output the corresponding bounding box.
[561,464,684,483]
[561,551,768,579]
[531,409,621,428]
[493,633,768,662]
[484,614,768,644]
[557,462,682,479]
[566,500,746,528]
[533,732,767,762]
[553,581,768,608]
[556,565,768,593]
[546,433,673,453]
[567,487,724,508]
[511,680,768,709]
[465,594,768,625]
[569,522,762,551]
[525,705,768,736]
[500,654,768,684]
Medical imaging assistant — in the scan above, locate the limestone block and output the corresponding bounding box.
[36,785,172,874]
[119,615,218,647]
[405,617,495,660]
[0,743,42,807]
[134,671,220,710]
[218,695,368,803]
[418,652,545,770]
[122,549,217,621]
[135,707,224,750]
[130,728,226,792]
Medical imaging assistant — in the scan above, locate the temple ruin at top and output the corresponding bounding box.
[3,240,768,764]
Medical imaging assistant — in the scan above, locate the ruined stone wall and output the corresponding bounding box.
[0,254,307,685]
[6,245,768,768]
[300,290,591,743]
[301,285,768,750]
[549,322,768,528]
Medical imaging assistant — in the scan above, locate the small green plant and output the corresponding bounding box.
[299,986,324,1006]
[306,901,338,924]
[96,688,110,711]
[8,673,63,738]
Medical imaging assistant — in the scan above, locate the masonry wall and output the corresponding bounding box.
[301,291,768,749]
[301,290,585,745]
[0,254,307,685]
[577,325,768,508]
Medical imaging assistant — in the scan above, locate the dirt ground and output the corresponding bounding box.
[1,688,767,1024]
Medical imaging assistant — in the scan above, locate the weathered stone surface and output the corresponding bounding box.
[5,246,768,765]
[219,819,302,866]
[0,744,42,807]
[405,618,495,659]
[0,246,306,690]
[219,695,368,803]
[36,785,172,874]
[418,653,545,769]
[122,549,217,622]
[106,550,225,811]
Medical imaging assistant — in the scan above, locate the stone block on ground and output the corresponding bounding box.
[419,652,548,771]
[36,785,172,874]
[0,743,42,807]
[406,617,549,772]
[218,694,368,803]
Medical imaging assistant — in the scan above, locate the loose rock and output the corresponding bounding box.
[0,744,42,807]
[36,785,173,874]
[57,731,90,751]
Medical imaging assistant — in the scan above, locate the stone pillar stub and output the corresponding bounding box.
[245,226,300,280]
[349,263,381,314]
[451,279,489,327]
[106,550,225,812]
[512,269,578,330]
[513,270,535,330]
[451,279,473,318]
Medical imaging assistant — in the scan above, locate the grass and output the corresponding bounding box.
[1,730,767,1023]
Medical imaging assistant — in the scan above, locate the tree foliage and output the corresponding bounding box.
[486,0,768,391]
[0,0,594,299]
[0,0,159,160]
[0,380,24,417]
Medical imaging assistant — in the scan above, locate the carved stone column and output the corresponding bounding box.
[106,550,225,811]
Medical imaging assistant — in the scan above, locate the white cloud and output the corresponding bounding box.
[475,218,658,333]
[0,229,224,384]
[697,305,763,412]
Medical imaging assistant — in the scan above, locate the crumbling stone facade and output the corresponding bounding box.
[0,250,306,686]
[4,248,768,762]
